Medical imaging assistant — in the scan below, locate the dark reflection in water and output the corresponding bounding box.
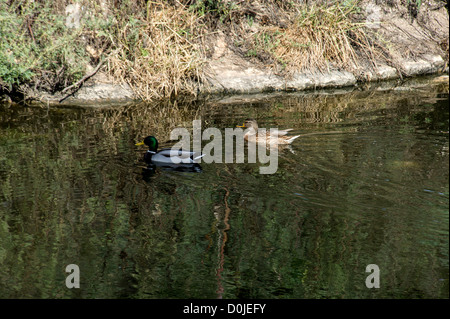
[0,77,448,298]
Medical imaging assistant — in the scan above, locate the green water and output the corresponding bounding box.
[0,78,448,298]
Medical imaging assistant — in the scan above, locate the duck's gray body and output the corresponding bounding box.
[145,148,205,164]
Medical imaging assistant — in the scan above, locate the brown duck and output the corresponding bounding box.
[236,119,301,145]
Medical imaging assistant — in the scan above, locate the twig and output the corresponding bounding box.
[26,16,35,43]
[59,59,105,102]
[61,59,104,94]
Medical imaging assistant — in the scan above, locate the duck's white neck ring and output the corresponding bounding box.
[147,150,156,154]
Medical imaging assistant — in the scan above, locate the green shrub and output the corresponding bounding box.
[0,1,89,92]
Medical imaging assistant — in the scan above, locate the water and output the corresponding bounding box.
[0,77,448,298]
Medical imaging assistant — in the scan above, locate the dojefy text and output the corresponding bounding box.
[183,303,266,316]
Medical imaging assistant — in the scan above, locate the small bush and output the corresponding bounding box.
[0,1,89,93]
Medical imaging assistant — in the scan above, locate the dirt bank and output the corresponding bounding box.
[1,0,448,105]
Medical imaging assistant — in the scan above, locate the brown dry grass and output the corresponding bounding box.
[244,1,388,75]
[107,3,207,100]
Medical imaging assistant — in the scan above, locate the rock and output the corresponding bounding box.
[205,68,358,94]
[65,4,82,29]
[401,55,446,76]
[66,83,135,102]
[35,82,135,106]
[365,3,382,29]
[374,65,398,80]
[285,74,314,91]
[206,32,358,94]
[206,67,284,94]
[310,71,357,88]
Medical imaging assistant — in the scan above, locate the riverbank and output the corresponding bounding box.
[0,0,448,105]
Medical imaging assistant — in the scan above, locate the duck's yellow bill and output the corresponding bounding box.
[135,141,145,146]
[236,123,245,128]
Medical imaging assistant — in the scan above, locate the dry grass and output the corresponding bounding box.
[245,1,387,75]
[107,3,207,100]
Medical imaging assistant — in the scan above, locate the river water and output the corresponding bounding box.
[0,77,448,298]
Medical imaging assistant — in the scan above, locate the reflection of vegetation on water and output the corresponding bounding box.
[0,80,448,298]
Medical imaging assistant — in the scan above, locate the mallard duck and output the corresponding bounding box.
[136,136,205,165]
[236,119,300,145]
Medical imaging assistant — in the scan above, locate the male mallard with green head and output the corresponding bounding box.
[136,136,204,164]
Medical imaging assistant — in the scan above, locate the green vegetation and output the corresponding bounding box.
[189,0,239,21]
[0,1,89,92]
